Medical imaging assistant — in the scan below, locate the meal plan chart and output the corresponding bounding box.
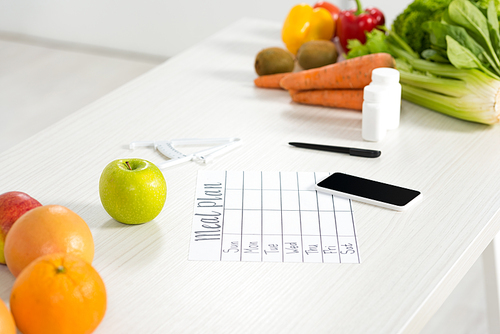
[189,170,360,263]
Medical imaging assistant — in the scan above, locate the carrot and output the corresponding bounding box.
[280,53,396,91]
[254,73,290,89]
[290,89,364,111]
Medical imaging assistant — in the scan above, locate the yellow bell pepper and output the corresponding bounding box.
[282,4,335,55]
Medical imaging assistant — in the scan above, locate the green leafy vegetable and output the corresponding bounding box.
[392,0,500,55]
[346,0,500,124]
[448,0,500,68]
[421,49,449,62]
[388,36,500,124]
[346,29,389,59]
[392,0,453,54]
[422,20,500,76]
[422,21,484,57]
[488,0,500,31]
[346,39,369,58]
[472,0,500,19]
[487,0,500,57]
[445,35,500,79]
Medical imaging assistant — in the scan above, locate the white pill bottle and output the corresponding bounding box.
[362,68,402,141]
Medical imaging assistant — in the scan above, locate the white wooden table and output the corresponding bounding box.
[2,18,500,334]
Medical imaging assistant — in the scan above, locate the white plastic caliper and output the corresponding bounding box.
[129,137,241,169]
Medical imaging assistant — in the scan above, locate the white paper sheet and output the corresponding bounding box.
[189,171,360,263]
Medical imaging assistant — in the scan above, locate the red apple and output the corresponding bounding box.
[0,191,42,264]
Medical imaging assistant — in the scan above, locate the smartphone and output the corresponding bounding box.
[315,172,421,211]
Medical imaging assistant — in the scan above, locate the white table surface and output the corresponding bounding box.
[1,18,500,334]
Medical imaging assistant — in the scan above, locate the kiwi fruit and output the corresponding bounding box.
[297,40,338,70]
[254,47,294,76]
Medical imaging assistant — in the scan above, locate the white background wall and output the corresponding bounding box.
[0,0,412,58]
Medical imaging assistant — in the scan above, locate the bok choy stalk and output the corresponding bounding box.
[387,32,500,124]
[347,0,500,124]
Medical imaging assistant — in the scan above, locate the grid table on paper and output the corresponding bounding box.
[189,170,360,264]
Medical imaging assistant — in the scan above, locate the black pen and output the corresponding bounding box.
[289,142,381,158]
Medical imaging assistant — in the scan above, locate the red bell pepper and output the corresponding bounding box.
[336,0,385,52]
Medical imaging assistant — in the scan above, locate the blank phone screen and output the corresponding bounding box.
[317,173,420,207]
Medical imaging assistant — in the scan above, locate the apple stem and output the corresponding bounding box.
[125,161,132,170]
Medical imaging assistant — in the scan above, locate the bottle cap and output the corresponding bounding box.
[371,67,400,84]
[363,84,390,103]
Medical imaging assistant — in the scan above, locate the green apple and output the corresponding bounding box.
[99,159,166,225]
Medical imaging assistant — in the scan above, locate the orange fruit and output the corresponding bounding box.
[10,253,106,334]
[4,205,94,277]
[0,298,15,334]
